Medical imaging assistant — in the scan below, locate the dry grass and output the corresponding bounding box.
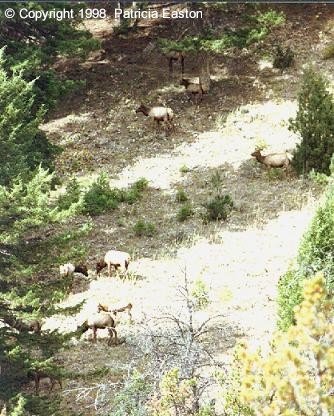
[39,5,334,413]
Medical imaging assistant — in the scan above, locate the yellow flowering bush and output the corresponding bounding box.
[239,273,334,415]
[147,368,202,416]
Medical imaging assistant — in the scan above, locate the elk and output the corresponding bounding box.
[96,250,130,277]
[77,313,118,346]
[24,319,42,334]
[180,77,206,103]
[251,149,293,169]
[27,369,62,396]
[98,302,133,322]
[135,104,174,131]
[59,263,88,278]
[165,50,185,75]
[180,56,211,104]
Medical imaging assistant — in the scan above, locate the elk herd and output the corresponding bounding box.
[136,47,294,169]
[23,249,132,395]
[23,43,295,398]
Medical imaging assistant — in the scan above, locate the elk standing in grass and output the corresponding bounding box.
[135,104,174,132]
[180,77,207,104]
[180,55,211,104]
[251,149,293,169]
[165,50,185,75]
[27,369,62,396]
[96,250,130,277]
[59,263,88,278]
[77,313,118,346]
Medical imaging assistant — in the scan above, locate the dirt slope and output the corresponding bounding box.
[40,4,334,412]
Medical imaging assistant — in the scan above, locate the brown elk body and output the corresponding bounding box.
[135,104,174,131]
[59,263,88,278]
[165,50,185,75]
[25,319,42,334]
[251,149,293,169]
[98,302,133,322]
[96,250,130,277]
[27,370,62,395]
[77,313,117,346]
[180,78,207,104]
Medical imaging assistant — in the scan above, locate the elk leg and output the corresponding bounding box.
[107,328,118,346]
[107,328,114,346]
[112,328,118,344]
[169,58,173,74]
[128,310,133,323]
[92,327,97,343]
[180,55,184,76]
[108,263,111,277]
[35,377,40,396]
[50,379,55,393]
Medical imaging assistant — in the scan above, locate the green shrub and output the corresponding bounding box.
[177,203,194,222]
[278,182,334,329]
[112,370,152,416]
[33,69,85,111]
[179,165,191,174]
[266,167,284,181]
[157,10,284,54]
[322,43,334,60]
[191,279,210,310]
[255,10,285,27]
[175,188,188,203]
[82,173,119,215]
[308,169,329,186]
[133,220,156,237]
[289,68,334,175]
[132,178,149,192]
[57,177,81,211]
[122,178,149,204]
[273,45,294,71]
[203,194,233,221]
[82,175,148,215]
[210,170,224,194]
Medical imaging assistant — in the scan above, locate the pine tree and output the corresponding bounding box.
[290,68,334,175]
[0,49,58,186]
[0,168,89,414]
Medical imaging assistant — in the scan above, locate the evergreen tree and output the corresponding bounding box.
[0,2,99,110]
[290,68,334,175]
[0,167,89,414]
[0,49,58,186]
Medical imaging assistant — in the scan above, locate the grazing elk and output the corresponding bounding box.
[96,250,130,277]
[251,149,293,169]
[77,313,118,346]
[27,369,62,396]
[98,302,133,322]
[59,263,88,278]
[135,104,174,131]
[180,73,211,104]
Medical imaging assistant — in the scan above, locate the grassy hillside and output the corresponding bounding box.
[2,2,334,415]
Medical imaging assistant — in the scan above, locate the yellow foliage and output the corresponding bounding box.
[147,368,197,416]
[238,273,334,415]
